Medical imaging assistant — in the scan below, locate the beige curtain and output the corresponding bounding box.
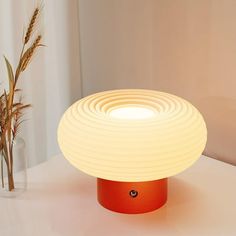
[0,0,82,166]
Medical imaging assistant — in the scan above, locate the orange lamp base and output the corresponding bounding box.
[97,178,167,214]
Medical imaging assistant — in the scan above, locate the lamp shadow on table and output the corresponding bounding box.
[117,177,205,226]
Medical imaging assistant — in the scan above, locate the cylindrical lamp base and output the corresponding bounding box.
[97,178,167,214]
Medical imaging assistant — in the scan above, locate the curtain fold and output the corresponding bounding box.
[0,0,82,166]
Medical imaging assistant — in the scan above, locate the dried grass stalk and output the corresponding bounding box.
[21,35,42,71]
[0,6,43,191]
[24,7,39,44]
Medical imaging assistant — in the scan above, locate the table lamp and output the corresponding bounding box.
[58,89,207,214]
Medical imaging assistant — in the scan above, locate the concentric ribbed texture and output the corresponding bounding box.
[58,89,207,182]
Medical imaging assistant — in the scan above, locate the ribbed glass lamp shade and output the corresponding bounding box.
[58,89,207,182]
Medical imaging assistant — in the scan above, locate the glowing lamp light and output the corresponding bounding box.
[109,107,155,119]
[58,89,207,214]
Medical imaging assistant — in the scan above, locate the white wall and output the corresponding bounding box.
[78,0,236,165]
[79,0,153,96]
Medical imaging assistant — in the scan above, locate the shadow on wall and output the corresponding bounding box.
[196,96,236,166]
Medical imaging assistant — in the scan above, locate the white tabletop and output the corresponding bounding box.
[0,155,236,236]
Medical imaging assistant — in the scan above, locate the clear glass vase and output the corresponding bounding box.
[0,137,27,197]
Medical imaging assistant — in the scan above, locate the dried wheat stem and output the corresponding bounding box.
[1,6,43,191]
[24,8,39,44]
[21,35,42,72]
